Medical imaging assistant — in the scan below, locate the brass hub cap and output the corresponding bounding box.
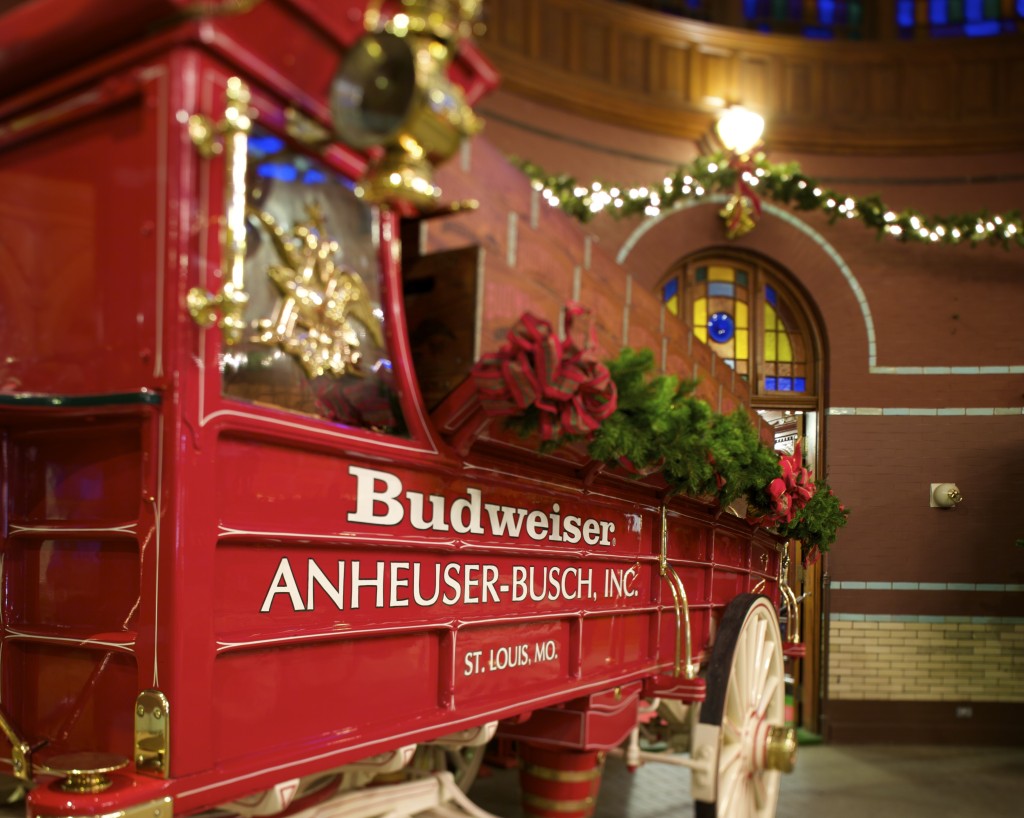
[45,752,129,793]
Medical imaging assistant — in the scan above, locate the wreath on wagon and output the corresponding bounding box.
[472,304,848,564]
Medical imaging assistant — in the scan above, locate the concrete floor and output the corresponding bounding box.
[468,744,1024,818]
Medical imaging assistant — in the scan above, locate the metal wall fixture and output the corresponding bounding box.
[930,482,963,508]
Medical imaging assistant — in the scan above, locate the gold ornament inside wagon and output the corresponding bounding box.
[330,1,483,209]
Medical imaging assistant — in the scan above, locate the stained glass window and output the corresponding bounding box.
[615,0,864,35]
[690,265,751,375]
[660,256,818,403]
[742,0,866,38]
[615,0,712,22]
[615,0,1023,38]
[762,284,810,393]
[896,0,1024,36]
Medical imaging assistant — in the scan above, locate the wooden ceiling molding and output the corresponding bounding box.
[479,0,1024,154]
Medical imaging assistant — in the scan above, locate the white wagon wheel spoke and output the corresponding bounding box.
[720,743,742,772]
[753,768,769,810]
[723,714,743,741]
[757,674,783,719]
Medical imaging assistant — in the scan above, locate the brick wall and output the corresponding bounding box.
[826,617,1024,743]
[425,137,766,437]
[829,618,1024,703]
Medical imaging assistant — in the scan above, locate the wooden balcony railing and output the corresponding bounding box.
[479,0,1024,153]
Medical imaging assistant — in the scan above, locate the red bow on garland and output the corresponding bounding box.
[472,303,618,441]
[802,544,822,569]
[761,442,816,525]
[719,152,763,240]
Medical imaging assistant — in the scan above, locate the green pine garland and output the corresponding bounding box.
[705,408,783,509]
[498,346,849,553]
[587,348,716,495]
[778,480,848,555]
[519,153,1024,249]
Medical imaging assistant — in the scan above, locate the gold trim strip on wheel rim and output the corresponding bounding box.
[523,793,596,812]
[521,763,603,783]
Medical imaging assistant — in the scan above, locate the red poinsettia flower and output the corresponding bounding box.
[765,443,816,525]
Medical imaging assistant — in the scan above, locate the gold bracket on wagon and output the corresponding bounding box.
[660,505,698,679]
[186,77,253,345]
[779,549,801,645]
[0,703,33,783]
[134,689,170,778]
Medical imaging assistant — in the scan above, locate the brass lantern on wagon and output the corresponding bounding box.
[329,0,482,208]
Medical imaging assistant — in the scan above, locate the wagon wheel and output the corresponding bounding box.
[692,594,795,818]
[0,774,25,805]
[409,743,485,792]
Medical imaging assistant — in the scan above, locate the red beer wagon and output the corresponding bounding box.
[0,2,801,817]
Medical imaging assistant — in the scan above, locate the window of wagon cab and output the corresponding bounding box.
[219,128,405,435]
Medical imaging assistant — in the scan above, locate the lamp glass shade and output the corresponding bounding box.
[331,32,417,148]
[715,107,765,154]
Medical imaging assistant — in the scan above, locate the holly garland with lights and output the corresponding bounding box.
[472,306,849,561]
[518,152,1024,248]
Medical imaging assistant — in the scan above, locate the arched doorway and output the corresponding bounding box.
[658,249,829,733]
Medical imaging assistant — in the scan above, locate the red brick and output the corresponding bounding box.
[689,337,714,372]
[719,390,740,416]
[480,267,566,349]
[424,204,504,257]
[435,138,535,221]
[531,202,587,265]
[514,223,577,305]
[692,364,718,408]
[664,349,695,382]
[627,292,663,361]
[578,250,628,356]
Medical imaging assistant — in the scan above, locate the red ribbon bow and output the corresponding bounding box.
[719,153,764,240]
[764,443,816,525]
[802,544,822,569]
[472,304,617,441]
[729,152,763,219]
